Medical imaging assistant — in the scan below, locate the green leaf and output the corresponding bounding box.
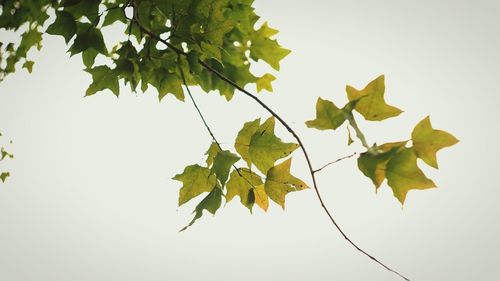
[1,147,14,161]
[102,8,127,27]
[386,148,436,204]
[253,184,269,212]
[305,97,348,130]
[173,164,217,206]
[256,73,276,93]
[411,116,459,169]
[85,66,119,96]
[82,49,98,68]
[226,168,262,211]
[357,142,407,189]
[346,75,402,121]
[158,74,184,101]
[235,118,261,167]
[69,23,107,56]
[46,11,77,43]
[205,142,221,167]
[248,117,299,174]
[211,150,240,186]
[250,22,290,70]
[180,186,222,231]
[264,158,309,209]
[347,126,354,146]
[22,60,34,73]
[0,172,10,183]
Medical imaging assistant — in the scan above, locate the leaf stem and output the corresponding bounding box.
[347,112,370,150]
[312,152,358,174]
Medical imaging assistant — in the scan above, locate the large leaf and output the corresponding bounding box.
[173,164,217,206]
[180,186,222,231]
[306,97,348,130]
[346,75,402,121]
[264,158,309,209]
[85,66,119,96]
[412,116,459,168]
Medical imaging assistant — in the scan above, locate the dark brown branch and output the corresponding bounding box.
[134,19,410,281]
[313,152,358,174]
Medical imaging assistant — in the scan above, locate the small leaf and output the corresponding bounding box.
[173,164,217,206]
[347,126,354,146]
[226,168,262,211]
[253,184,269,212]
[205,142,221,167]
[264,158,309,209]
[85,66,119,96]
[0,172,10,183]
[412,116,459,169]
[386,148,436,204]
[22,60,34,73]
[305,97,348,130]
[256,73,276,93]
[211,150,240,186]
[180,187,222,231]
[235,118,261,167]
[346,75,402,121]
[248,117,299,174]
[102,8,127,27]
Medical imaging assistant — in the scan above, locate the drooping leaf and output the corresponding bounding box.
[385,148,436,204]
[173,164,217,206]
[412,116,459,169]
[346,75,402,121]
[235,118,261,167]
[256,73,276,93]
[264,158,309,209]
[226,168,262,211]
[180,186,222,231]
[211,150,240,186]
[253,184,269,212]
[205,142,221,167]
[248,117,299,174]
[85,66,120,96]
[305,97,348,130]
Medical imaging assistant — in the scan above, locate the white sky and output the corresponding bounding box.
[0,0,499,280]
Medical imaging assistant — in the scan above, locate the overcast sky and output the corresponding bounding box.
[1,0,499,280]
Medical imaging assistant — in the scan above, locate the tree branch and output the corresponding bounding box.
[313,152,358,174]
[134,20,410,281]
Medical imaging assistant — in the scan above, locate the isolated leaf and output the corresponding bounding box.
[205,142,221,167]
[235,118,260,167]
[180,186,222,231]
[306,98,348,130]
[264,158,308,209]
[412,116,459,168]
[85,66,119,96]
[254,184,269,212]
[211,150,240,186]
[256,73,276,92]
[386,148,436,204]
[46,11,77,43]
[1,147,14,161]
[0,172,10,183]
[22,60,34,73]
[346,75,402,121]
[357,142,407,189]
[173,164,217,206]
[249,117,299,174]
[226,168,262,211]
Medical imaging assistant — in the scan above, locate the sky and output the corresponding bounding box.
[0,0,499,280]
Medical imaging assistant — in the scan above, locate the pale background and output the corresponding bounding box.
[0,0,499,280]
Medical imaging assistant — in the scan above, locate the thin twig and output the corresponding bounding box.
[134,20,410,281]
[313,152,358,174]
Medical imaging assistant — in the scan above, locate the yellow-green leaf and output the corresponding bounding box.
[386,148,436,204]
[254,184,269,212]
[0,172,10,183]
[264,158,309,209]
[346,75,402,121]
[205,142,221,167]
[248,117,299,174]
[173,164,217,206]
[305,98,348,130]
[256,73,276,92]
[235,118,261,167]
[226,168,262,211]
[180,186,222,231]
[211,150,240,186]
[412,116,459,169]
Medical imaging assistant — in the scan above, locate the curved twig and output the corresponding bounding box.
[313,152,358,174]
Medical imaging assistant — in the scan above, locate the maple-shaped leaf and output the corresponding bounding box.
[211,150,240,186]
[46,11,77,43]
[85,66,120,96]
[235,118,261,167]
[226,168,263,211]
[305,97,348,130]
[159,74,184,101]
[22,60,35,73]
[1,147,14,161]
[0,172,10,183]
[346,75,402,121]
[264,158,309,209]
[256,73,276,93]
[386,148,436,204]
[180,186,222,232]
[250,22,291,70]
[357,141,407,189]
[412,116,459,169]
[173,164,217,206]
[205,142,221,167]
[248,117,299,174]
[254,184,269,212]
[69,23,107,56]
